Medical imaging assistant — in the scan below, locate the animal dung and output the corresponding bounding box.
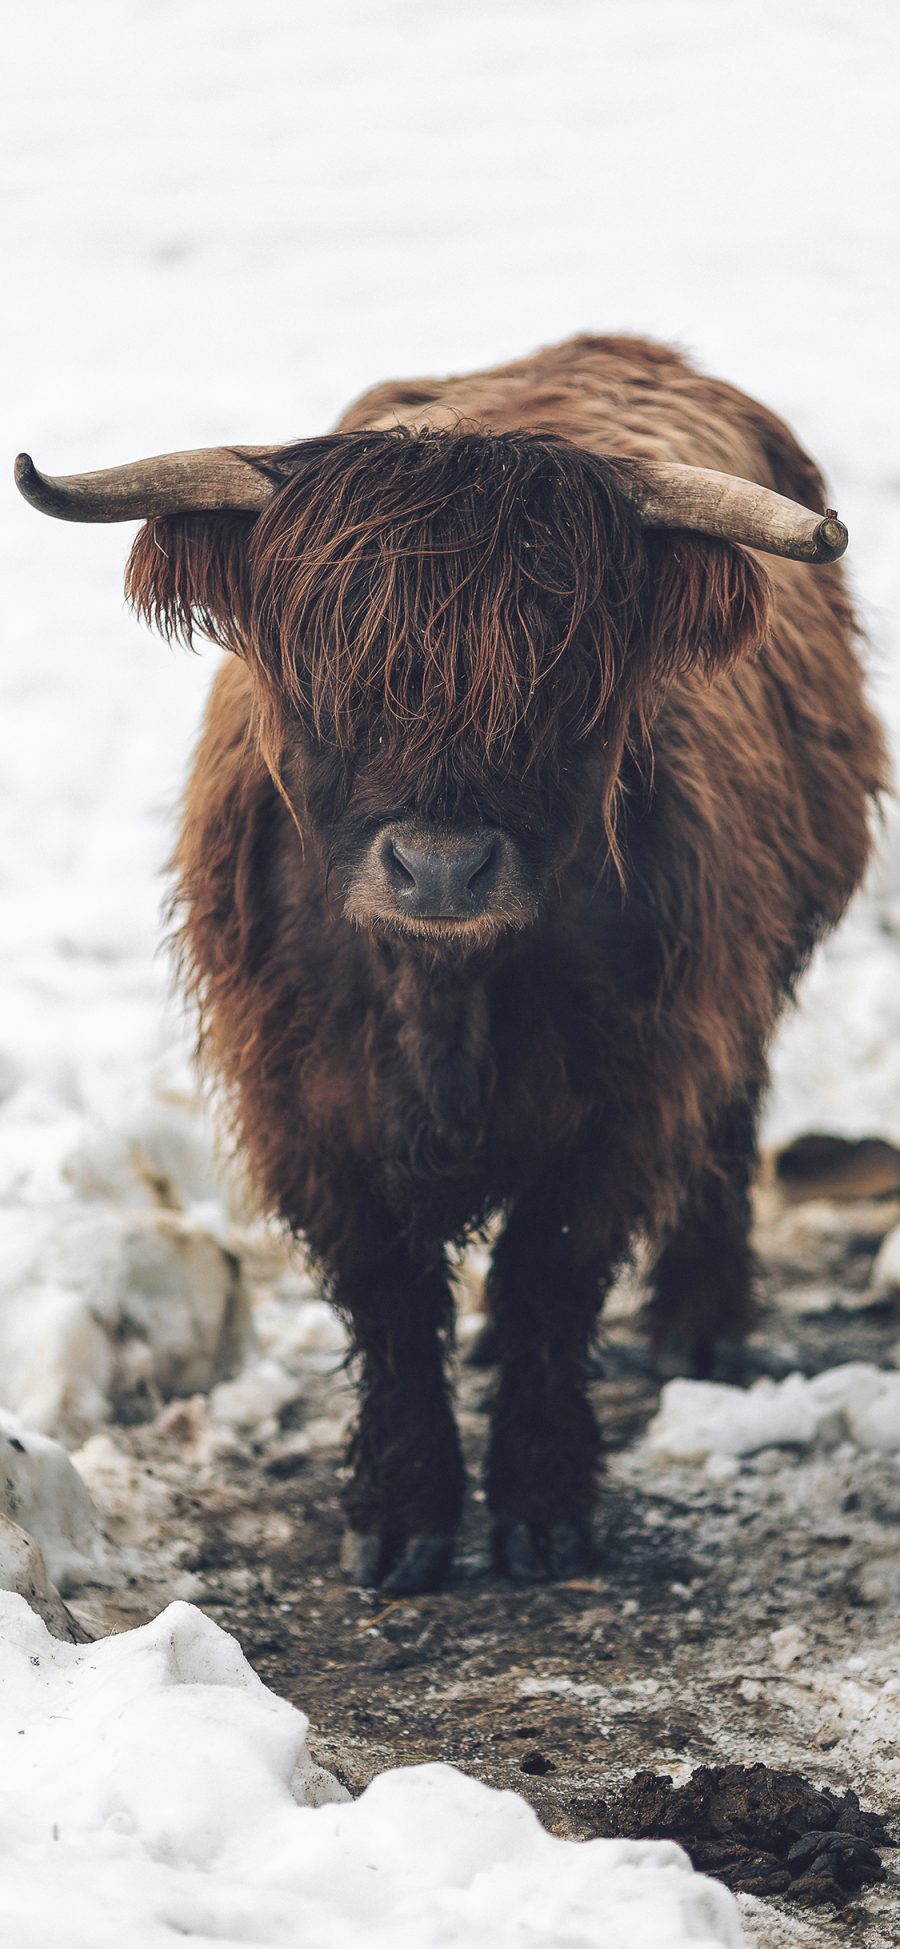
[577,1762,895,1905]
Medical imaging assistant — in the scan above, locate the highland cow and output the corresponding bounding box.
[16,336,886,1592]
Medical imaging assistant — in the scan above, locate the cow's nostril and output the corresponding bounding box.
[387,840,417,889]
[466,842,496,892]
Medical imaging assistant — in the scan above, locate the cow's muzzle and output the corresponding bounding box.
[344,820,536,941]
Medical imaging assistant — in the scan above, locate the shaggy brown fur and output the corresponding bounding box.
[126,334,886,1591]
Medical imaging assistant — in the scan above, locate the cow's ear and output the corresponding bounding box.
[125,512,255,653]
[644,531,772,680]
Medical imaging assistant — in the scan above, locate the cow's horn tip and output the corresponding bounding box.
[14,453,38,496]
[821,515,848,560]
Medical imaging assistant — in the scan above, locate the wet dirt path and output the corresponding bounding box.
[75,1190,900,1946]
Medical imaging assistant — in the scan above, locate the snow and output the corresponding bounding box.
[0,1592,743,1949]
[643,1363,900,1467]
[0,1203,250,1443]
[0,1410,112,1593]
[3,0,900,1941]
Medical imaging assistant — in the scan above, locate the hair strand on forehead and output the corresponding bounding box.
[246,429,646,768]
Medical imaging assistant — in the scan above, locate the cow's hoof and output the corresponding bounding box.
[340,1527,455,1593]
[492,1516,594,1582]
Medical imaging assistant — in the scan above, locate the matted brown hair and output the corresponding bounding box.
[126,426,771,859]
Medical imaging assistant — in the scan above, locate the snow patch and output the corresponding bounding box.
[0,1410,112,1592]
[643,1363,900,1466]
[61,1087,224,1216]
[0,1593,744,1949]
[0,1206,250,1444]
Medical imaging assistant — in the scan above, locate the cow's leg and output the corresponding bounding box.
[315,1205,463,1593]
[648,1090,760,1378]
[485,1157,625,1581]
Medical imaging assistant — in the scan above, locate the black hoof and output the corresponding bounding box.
[340,1528,385,1587]
[652,1334,712,1382]
[381,1531,455,1593]
[492,1516,594,1582]
[340,1527,455,1592]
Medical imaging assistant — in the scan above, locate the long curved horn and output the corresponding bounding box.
[362,404,848,564]
[612,459,847,563]
[15,441,848,563]
[13,446,283,522]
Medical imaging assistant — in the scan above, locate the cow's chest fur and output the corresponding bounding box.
[365,949,595,1234]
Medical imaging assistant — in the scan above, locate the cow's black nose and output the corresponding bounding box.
[388,836,497,916]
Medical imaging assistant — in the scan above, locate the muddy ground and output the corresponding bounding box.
[70,1183,900,1949]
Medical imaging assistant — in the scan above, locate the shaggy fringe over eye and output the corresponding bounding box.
[246,431,648,764]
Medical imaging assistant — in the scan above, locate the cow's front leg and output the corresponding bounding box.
[318,1211,463,1593]
[486,1159,625,1581]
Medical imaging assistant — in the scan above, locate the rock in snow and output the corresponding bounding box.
[0,1516,85,1643]
[643,1363,900,1466]
[0,1206,250,1444]
[0,1593,743,1949]
[0,1409,112,1592]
